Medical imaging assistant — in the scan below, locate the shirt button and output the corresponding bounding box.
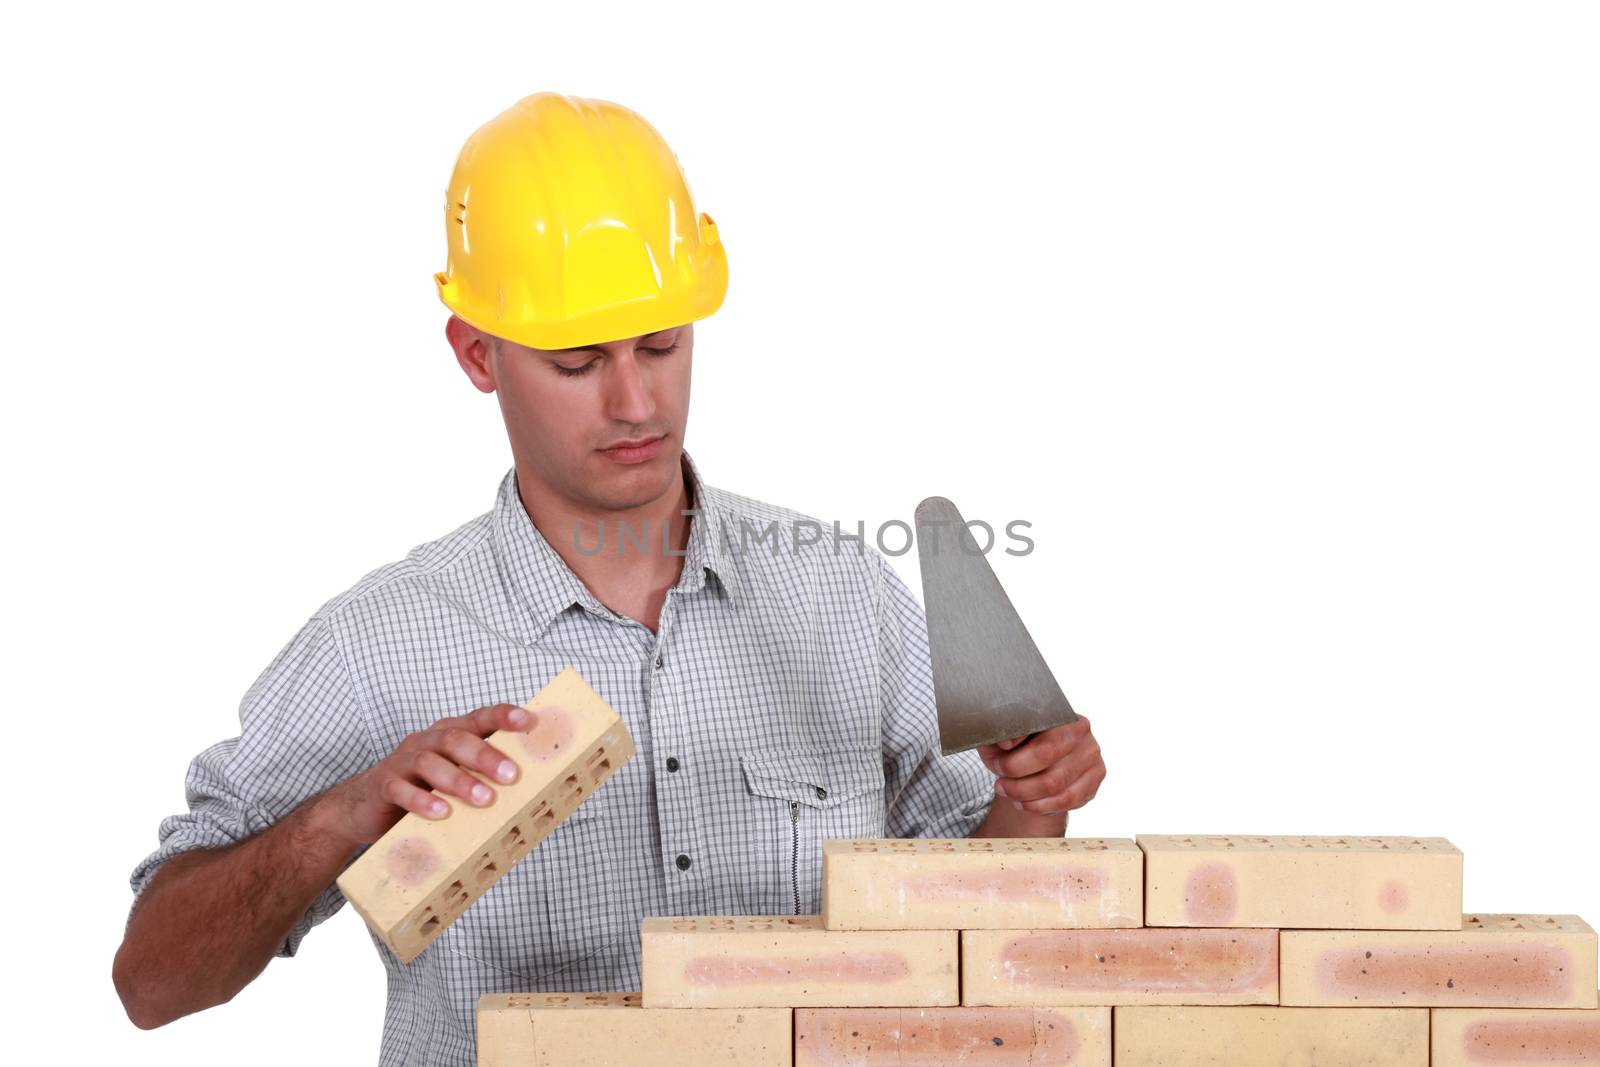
[666,756,680,773]
[654,654,664,669]
[815,786,828,800]
[675,854,692,871]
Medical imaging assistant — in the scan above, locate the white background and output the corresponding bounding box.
[3,1,1595,1063]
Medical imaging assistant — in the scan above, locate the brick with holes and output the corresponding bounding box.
[475,992,790,1067]
[961,927,1279,1007]
[1280,914,1598,1008]
[794,1006,1111,1066]
[1113,1005,1428,1065]
[640,915,958,1008]
[1139,834,1463,930]
[336,666,634,964]
[1431,999,1600,1065]
[821,838,1142,931]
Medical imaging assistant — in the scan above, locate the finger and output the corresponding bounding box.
[976,744,1007,774]
[991,731,1060,779]
[994,719,1091,778]
[383,775,451,819]
[462,702,531,735]
[996,761,1072,804]
[413,749,497,807]
[979,737,1028,772]
[437,726,520,785]
[1043,764,1107,812]
[996,742,1102,802]
[1015,764,1106,815]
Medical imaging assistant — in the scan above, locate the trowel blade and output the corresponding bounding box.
[914,495,1078,755]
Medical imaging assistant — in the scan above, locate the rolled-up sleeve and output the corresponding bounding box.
[126,613,376,958]
[874,553,996,839]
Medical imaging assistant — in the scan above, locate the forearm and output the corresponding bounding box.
[113,789,358,1029]
[969,799,1068,838]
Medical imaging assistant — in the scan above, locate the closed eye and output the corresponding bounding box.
[553,342,679,378]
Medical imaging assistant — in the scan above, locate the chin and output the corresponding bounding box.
[590,444,677,491]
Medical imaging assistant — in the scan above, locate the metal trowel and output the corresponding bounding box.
[914,496,1078,755]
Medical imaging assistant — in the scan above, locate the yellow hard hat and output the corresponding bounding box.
[434,92,727,351]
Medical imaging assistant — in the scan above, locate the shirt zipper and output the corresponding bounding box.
[789,800,801,915]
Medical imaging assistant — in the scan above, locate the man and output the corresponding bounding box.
[113,92,1106,1066]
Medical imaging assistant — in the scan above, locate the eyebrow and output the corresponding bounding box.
[552,329,678,355]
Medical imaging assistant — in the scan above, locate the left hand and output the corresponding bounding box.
[977,715,1105,815]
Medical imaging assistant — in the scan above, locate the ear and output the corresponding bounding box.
[446,315,497,394]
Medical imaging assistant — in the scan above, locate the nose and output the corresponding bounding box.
[602,346,656,427]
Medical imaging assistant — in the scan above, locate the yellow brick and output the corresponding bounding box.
[1432,999,1600,1065]
[1139,834,1462,929]
[336,667,635,963]
[1113,1005,1428,1065]
[960,927,1278,1006]
[640,915,957,1008]
[795,1006,1110,1065]
[821,838,1141,931]
[475,992,790,1067]
[1280,914,1599,1008]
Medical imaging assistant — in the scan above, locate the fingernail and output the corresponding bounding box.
[497,759,517,783]
[994,780,1008,798]
[430,799,447,816]
[1013,801,1024,811]
[510,708,529,725]
[471,783,492,805]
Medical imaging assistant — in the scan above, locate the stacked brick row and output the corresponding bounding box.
[478,834,1599,1065]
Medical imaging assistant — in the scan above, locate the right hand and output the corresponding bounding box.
[317,703,534,848]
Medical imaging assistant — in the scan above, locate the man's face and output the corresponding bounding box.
[454,319,694,513]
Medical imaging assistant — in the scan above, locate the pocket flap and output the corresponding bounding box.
[740,748,885,810]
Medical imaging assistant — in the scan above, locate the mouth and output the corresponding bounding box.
[598,434,666,463]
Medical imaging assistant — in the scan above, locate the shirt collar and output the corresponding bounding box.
[491,448,743,643]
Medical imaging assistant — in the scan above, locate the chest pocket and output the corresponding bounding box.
[740,747,887,915]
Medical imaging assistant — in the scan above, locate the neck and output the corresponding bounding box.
[515,454,695,621]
